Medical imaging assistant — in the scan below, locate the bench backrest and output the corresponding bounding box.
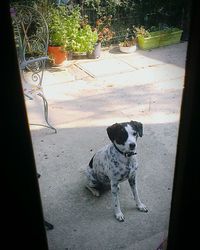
[11,5,49,86]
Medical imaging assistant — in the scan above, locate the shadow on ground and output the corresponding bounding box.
[30,120,178,250]
[25,42,186,249]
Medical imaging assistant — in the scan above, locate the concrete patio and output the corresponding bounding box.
[26,42,187,250]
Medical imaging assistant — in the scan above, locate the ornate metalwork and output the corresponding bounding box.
[11,5,57,133]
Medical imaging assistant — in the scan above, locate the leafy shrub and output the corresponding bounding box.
[46,5,69,47]
[70,23,98,53]
[133,26,150,38]
[46,5,98,53]
[93,15,115,44]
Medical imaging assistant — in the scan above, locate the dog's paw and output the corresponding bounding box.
[85,185,100,197]
[115,212,125,222]
[92,189,100,197]
[136,203,148,212]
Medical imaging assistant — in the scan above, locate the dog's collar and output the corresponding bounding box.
[113,143,137,157]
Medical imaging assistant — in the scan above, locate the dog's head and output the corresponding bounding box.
[107,121,143,155]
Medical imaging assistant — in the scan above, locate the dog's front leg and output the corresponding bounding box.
[128,174,148,212]
[111,181,125,222]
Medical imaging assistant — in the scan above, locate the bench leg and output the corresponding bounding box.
[37,92,57,133]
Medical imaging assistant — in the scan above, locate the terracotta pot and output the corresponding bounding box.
[48,46,67,65]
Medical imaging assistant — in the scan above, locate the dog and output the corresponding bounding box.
[85,121,148,222]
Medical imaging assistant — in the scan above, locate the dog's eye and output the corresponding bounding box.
[133,131,137,136]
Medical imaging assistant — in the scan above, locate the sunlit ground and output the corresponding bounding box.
[23,43,185,130]
[24,43,187,250]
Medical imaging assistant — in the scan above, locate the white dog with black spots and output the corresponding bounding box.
[86,121,148,222]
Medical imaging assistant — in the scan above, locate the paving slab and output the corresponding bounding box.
[76,58,136,77]
[25,42,188,250]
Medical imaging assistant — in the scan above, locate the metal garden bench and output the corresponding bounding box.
[11,5,57,133]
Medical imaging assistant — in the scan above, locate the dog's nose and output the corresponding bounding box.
[129,143,136,150]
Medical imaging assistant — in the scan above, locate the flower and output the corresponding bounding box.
[119,28,137,47]
[119,39,137,47]
[133,26,150,38]
[93,15,115,43]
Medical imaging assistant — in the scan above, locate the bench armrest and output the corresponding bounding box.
[20,56,49,70]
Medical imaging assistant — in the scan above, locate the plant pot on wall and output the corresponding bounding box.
[48,46,67,65]
[87,42,101,59]
[137,28,183,50]
[119,35,137,54]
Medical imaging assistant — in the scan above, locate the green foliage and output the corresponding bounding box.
[65,7,98,53]
[119,27,137,47]
[46,5,98,53]
[134,25,181,39]
[46,5,69,47]
[119,39,136,47]
[10,0,36,4]
[94,15,115,43]
[83,0,124,16]
[133,26,150,38]
[70,24,98,53]
[82,0,186,44]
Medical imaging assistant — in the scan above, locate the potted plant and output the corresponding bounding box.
[119,28,137,53]
[47,5,97,63]
[88,15,115,59]
[68,15,98,57]
[46,5,69,65]
[135,26,183,50]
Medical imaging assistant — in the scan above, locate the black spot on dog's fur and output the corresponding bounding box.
[130,121,143,137]
[114,171,119,176]
[120,174,125,179]
[129,177,136,186]
[107,123,128,145]
[115,127,128,145]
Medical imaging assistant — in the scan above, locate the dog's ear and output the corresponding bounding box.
[130,121,143,137]
[107,123,122,142]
